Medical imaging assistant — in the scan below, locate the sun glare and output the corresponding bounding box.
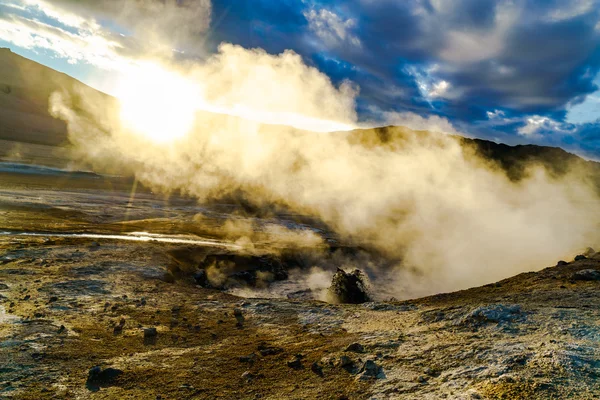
[116,63,200,143]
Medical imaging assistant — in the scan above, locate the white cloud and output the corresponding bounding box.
[406,64,456,100]
[486,109,506,119]
[545,0,595,22]
[304,8,361,49]
[0,14,126,70]
[517,115,573,139]
[437,1,519,64]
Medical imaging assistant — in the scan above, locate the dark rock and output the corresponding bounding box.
[23,294,30,301]
[571,269,600,281]
[357,360,384,380]
[239,353,257,365]
[338,355,356,373]
[345,343,365,353]
[144,327,157,337]
[456,304,524,327]
[163,272,175,283]
[241,371,255,381]
[328,268,370,304]
[234,308,245,327]
[57,325,66,334]
[286,289,314,300]
[86,366,123,391]
[574,255,587,261]
[0,283,8,290]
[311,362,324,377]
[556,261,568,266]
[287,355,303,370]
[258,343,283,356]
[48,296,58,303]
[113,318,126,335]
[193,270,209,287]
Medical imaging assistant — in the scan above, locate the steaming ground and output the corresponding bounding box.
[1,168,600,399]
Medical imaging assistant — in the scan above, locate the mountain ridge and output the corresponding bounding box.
[1,47,598,183]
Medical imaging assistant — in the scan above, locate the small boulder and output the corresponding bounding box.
[356,360,384,380]
[311,362,324,377]
[556,260,568,266]
[86,366,123,391]
[571,269,600,281]
[345,343,365,353]
[574,255,587,261]
[233,308,245,327]
[143,327,158,344]
[456,304,524,327]
[258,343,283,356]
[239,353,257,365]
[144,327,157,338]
[338,355,356,373]
[241,371,255,381]
[287,355,303,370]
[193,270,209,287]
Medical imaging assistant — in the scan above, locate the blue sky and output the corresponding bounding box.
[2,0,600,157]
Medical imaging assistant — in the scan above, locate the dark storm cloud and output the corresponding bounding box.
[205,0,600,154]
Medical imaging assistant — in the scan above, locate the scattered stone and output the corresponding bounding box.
[345,343,365,353]
[113,318,126,335]
[234,308,245,327]
[571,269,600,281]
[57,325,66,334]
[338,355,355,372]
[556,260,568,266]
[456,304,524,327]
[328,268,370,304]
[356,360,384,380]
[193,270,209,287]
[258,343,283,356]
[574,255,587,261]
[0,283,8,291]
[86,366,123,391]
[239,353,257,365]
[241,371,255,381]
[23,294,30,301]
[48,296,58,303]
[144,327,157,338]
[311,362,324,377]
[287,355,303,370]
[416,375,427,383]
[163,272,175,283]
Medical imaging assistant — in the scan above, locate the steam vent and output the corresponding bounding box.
[3,1,600,399]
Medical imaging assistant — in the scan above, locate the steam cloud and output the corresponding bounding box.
[48,0,600,300]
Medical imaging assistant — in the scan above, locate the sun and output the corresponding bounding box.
[116,62,201,143]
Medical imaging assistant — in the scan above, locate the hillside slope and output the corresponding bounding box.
[1,48,599,182]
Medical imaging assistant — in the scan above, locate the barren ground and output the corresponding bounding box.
[1,169,599,399]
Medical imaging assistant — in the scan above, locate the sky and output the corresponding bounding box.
[2,0,600,157]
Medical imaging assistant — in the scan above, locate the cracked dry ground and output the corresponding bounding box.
[1,237,599,399]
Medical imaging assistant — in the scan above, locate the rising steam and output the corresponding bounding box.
[47,1,600,300]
